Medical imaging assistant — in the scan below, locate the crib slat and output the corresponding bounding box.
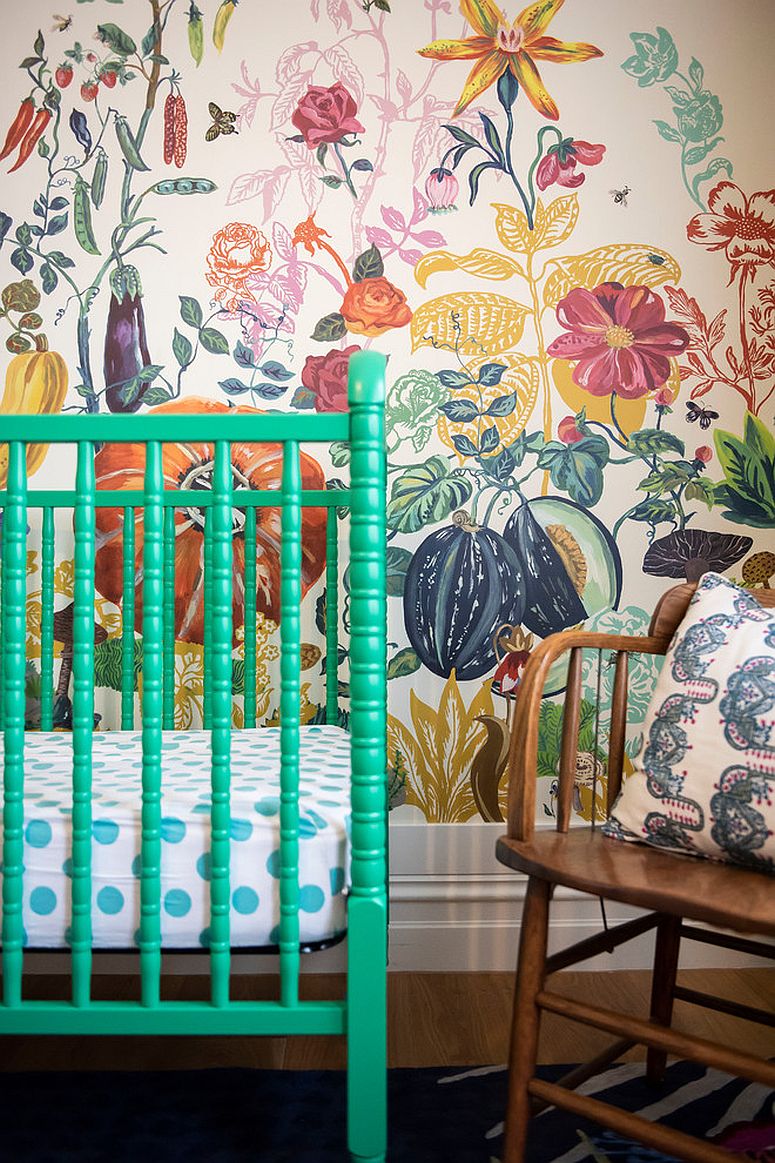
[40,506,55,731]
[325,506,339,725]
[2,442,28,1007]
[163,505,175,729]
[121,507,136,730]
[140,441,164,1008]
[280,440,301,1007]
[243,505,257,730]
[203,514,213,730]
[71,441,96,1007]
[209,440,233,1008]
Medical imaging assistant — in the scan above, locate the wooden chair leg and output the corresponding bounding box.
[646,913,681,1085]
[502,876,552,1163]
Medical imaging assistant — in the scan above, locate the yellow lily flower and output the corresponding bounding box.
[418,0,603,119]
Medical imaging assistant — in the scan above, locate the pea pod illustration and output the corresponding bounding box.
[188,1,204,66]
[152,177,216,194]
[114,115,150,172]
[91,149,108,209]
[212,0,236,52]
[73,176,100,255]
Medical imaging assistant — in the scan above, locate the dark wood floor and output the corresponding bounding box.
[1,968,772,1071]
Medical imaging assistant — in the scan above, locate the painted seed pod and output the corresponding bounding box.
[0,98,35,161]
[163,92,176,165]
[69,108,92,155]
[91,149,108,209]
[114,115,150,172]
[188,1,204,66]
[174,94,187,168]
[73,176,100,254]
[212,0,236,52]
[151,177,216,194]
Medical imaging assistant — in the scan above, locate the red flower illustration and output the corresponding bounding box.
[291,82,364,148]
[301,345,362,412]
[547,282,690,400]
[687,182,775,275]
[536,137,605,190]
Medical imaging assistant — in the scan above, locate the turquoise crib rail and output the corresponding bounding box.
[0,350,387,1162]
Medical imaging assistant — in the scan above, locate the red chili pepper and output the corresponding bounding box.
[8,108,52,173]
[0,98,35,162]
[173,94,187,169]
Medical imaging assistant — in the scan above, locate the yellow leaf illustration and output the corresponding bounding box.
[26,551,37,576]
[531,194,579,252]
[411,293,530,357]
[543,244,682,309]
[414,247,524,289]
[492,202,532,255]
[388,672,494,823]
[551,351,682,434]
[174,644,204,729]
[438,355,541,457]
[54,559,74,599]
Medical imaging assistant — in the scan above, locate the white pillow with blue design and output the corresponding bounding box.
[604,572,775,874]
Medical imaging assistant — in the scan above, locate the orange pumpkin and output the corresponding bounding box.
[94,398,327,644]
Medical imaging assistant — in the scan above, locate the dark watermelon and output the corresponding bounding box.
[504,502,587,637]
[403,512,525,681]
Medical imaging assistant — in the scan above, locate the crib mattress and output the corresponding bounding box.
[0,725,351,950]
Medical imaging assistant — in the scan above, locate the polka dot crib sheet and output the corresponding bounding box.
[1,725,351,950]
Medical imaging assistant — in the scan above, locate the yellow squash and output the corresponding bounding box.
[0,348,68,487]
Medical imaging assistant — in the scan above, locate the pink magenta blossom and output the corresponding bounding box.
[424,167,459,213]
[694,445,713,464]
[291,82,364,148]
[557,415,584,443]
[535,138,605,191]
[547,282,690,400]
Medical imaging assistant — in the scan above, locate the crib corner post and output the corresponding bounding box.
[346,350,388,1163]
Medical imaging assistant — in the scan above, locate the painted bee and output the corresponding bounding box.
[610,185,631,206]
[52,14,72,32]
[686,400,719,430]
[205,102,238,142]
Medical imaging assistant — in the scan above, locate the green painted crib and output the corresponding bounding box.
[0,349,388,1163]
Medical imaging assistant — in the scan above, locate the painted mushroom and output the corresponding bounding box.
[742,551,775,588]
[52,603,108,728]
[642,529,753,583]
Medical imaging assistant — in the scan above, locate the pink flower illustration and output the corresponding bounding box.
[557,415,584,443]
[536,138,605,191]
[301,344,362,412]
[424,167,459,212]
[547,282,690,400]
[687,182,775,275]
[291,82,364,148]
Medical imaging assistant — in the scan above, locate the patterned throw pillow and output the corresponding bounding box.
[604,572,775,874]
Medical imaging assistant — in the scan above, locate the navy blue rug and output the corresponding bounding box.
[0,1060,772,1161]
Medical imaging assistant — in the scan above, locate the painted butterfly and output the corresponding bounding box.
[205,102,238,142]
[686,401,719,430]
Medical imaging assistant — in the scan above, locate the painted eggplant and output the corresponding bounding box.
[104,265,153,413]
[504,501,587,637]
[403,510,526,681]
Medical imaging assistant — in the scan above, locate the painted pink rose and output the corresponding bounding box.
[291,82,364,148]
[694,445,713,464]
[557,415,584,443]
[301,344,362,412]
[547,282,690,400]
[687,181,775,274]
[536,138,605,191]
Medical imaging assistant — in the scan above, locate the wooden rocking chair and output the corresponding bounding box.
[496,582,775,1163]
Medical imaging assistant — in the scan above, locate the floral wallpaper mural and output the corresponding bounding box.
[1,0,773,825]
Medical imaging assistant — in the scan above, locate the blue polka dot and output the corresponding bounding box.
[93,820,119,845]
[30,887,57,915]
[269,924,281,945]
[230,819,253,842]
[97,886,124,915]
[161,817,186,844]
[131,855,142,878]
[299,817,317,839]
[254,797,279,817]
[164,889,191,918]
[199,928,211,948]
[62,858,73,877]
[266,850,281,879]
[318,799,342,808]
[232,886,259,915]
[196,852,211,881]
[26,820,52,848]
[329,867,345,896]
[299,885,325,914]
[307,811,328,829]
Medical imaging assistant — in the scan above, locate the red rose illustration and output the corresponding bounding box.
[301,344,362,412]
[291,82,364,148]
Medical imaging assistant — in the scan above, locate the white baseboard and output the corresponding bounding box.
[24,820,773,975]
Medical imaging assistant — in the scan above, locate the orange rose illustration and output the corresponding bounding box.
[205,222,272,311]
[340,276,412,337]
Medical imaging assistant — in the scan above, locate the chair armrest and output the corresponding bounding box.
[504,628,669,843]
